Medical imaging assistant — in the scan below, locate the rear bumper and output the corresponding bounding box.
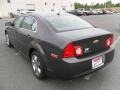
[46,48,115,79]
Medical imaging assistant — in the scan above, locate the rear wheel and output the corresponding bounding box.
[31,51,46,80]
[5,33,13,47]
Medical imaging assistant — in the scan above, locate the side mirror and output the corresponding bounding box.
[5,22,14,26]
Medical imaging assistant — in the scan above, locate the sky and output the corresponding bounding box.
[71,0,120,4]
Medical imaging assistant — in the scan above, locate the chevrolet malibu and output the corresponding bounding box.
[5,13,115,80]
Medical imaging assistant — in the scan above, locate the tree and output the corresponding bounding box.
[74,0,120,9]
[93,3,100,8]
[74,3,84,9]
[105,0,114,8]
[115,3,120,7]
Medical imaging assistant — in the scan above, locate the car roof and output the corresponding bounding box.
[19,12,72,18]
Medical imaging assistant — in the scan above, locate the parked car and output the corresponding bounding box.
[8,12,16,18]
[5,13,115,80]
[113,10,118,13]
[67,9,84,16]
[105,10,114,14]
[90,10,98,15]
[17,9,35,15]
[96,9,104,15]
[81,8,91,15]
[102,9,114,14]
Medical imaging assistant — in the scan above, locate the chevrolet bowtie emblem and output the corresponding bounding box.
[93,40,99,44]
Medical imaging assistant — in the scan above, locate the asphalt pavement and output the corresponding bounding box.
[0,13,120,90]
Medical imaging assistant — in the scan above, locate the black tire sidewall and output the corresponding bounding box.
[31,51,46,79]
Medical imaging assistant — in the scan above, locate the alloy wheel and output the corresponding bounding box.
[31,55,41,76]
[6,34,10,46]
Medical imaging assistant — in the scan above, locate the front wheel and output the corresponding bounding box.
[31,51,46,80]
[5,33,13,47]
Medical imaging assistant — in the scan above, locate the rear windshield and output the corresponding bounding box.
[45,15,93,32]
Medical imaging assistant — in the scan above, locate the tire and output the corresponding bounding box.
[5,33,13,47]
[31,51,46,80]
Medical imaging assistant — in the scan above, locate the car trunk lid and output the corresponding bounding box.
[57,28,113,57]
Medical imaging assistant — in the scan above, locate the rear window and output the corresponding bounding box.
[45,15,93,32]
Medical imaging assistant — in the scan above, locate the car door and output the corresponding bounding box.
[16,16,37,55]
[8,16,24,48]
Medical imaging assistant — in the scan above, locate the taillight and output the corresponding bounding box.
[106,34,113,47]
[74,46,84,56]
[62,43,84,58]
[63,43,75,58]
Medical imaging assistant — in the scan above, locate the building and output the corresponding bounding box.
[0,0,74,17]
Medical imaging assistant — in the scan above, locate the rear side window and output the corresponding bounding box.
[21,16,36,30]
[14,16,24,27]
[32,21,37,31]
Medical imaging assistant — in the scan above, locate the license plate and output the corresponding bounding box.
[92,56,104,69]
